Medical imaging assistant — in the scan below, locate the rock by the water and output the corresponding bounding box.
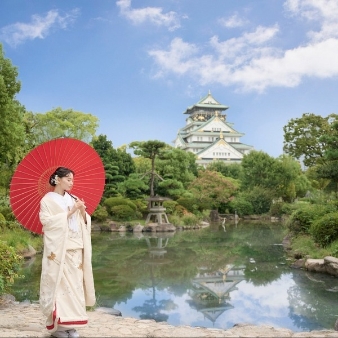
[133,224,144,232]
[95,307,122,316]
[290,258,306,269]
[153,223,176,232]
[305,256,338,277]
[324,256,338,277]
[21,245,36,259]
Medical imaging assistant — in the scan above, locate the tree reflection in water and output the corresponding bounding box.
[132,233,177,321]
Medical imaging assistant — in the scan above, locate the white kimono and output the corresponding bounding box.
[39,192,96,333]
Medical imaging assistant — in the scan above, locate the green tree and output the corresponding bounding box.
[117,173,149,199]
[129,140,167,197]
[156,147,197,188]
[188,170,237,211]
[207,161,243,180]
[272,155,303,202]
[305,166,331,191]
[316,119,338,193]
[27,107,99,146]
[104,164,124,197]
[157,179,186,199]
[283,113,338,167]
[115,145,135,177]
[91,135,135,198]
[240,151,277,190]
[0,44,25,167]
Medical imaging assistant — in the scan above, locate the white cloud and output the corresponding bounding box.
[218,13,248,28]
[0,9,79,47]
[284,0,338,41]
[148,0,338,93]
[116,0,182,31]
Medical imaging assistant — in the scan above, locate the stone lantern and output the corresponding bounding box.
[145,196,171,225]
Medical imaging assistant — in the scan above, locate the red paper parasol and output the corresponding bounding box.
[10,138,105,234]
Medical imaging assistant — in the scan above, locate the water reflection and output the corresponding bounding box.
[11,224,338,332]
[187,265,244,325]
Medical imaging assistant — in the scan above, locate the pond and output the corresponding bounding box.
[11,221,338,332]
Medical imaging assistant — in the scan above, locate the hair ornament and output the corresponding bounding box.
[51,174,58,185]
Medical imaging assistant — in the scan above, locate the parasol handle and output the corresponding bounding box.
[67,191,87,209]
[67,191,78,201]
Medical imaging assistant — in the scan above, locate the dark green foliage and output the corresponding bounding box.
[103,197,137,215]
[0,240,23,295]
[228,197,253,216]
[310,212,338,247]
[91,135,135,198]
[131,199,148,216]
[269,201,299,217]
[104,164,125,198]
[174,204,187,217]
[0,45,26,167]
[240,151,276,190]
[287,203,337,235]
[156,147,197,187]
[163,200,178,214]
[0,213,5,229]
[92,205,109,222]
[157,179,185,199]
[244,187,273,214]
[206,161,243,179]
[181,214,199,226]
[269,202,284,217]
[117,174,149,199]
[0,206,15,222]
[92,135,135,177]
[283,113,335,167]
[129,140,167,197]
[111,205,137,221]
[280,203,295,215]
[176,197,198,213]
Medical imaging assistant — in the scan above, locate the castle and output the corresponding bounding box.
[174,91,254,167]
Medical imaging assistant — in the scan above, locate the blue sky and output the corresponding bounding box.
[1,0,338,158]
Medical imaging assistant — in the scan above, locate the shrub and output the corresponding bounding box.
[0,240,23,295]
[328,240,338,257]
[163,200,178,214]
[310,212,338,247]
[103,197,137,215]
[0,207,15,222]
[287,203,336,235]
[0,213,5,229]
[281,203,295,215]
[181,214,199,226]
[245,187,273,214]
[111,205,136,221]
[92,205,108,222]
[228,197,253,216]
[174,205,188,217]
[176,197,198,213]
[168,215,182,226]
[131,199,148,215]
[269,202,284,217]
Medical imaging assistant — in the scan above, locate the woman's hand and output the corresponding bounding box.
[68,198,86,218]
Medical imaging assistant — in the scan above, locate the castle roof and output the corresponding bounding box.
[184,91,229,114]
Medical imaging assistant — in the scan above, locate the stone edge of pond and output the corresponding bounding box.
[0,298,338,338]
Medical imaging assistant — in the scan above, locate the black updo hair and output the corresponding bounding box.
[49,167,75,187]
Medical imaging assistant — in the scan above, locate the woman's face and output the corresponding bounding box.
[58,173,74,191]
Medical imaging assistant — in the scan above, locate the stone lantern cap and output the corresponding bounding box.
[145,196,171,202]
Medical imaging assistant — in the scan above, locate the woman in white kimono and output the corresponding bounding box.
[39,167,96,338]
